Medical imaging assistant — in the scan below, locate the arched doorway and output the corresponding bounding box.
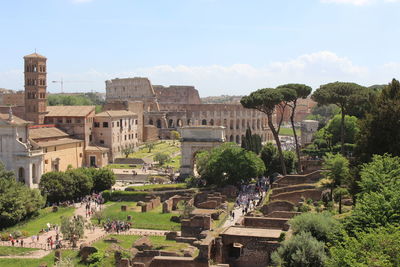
[202,119,207,125]
[168,119,174,128]
[236,135,240,144]
[18,167,25,184]
[210,119,214,126]
[156,119,162,128]
[229,135,234,142]
[149,119,154,125]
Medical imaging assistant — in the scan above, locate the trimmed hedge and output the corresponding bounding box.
[125,183,187,192]
[102,190,149,202]
[102,188,198,202]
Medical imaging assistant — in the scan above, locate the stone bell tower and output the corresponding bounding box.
[24,52,48,124]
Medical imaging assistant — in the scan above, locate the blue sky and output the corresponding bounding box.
[1,0,399,96]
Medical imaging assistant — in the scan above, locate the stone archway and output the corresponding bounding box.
[179,126,225,178]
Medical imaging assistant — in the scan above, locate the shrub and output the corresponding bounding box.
[298,204,311,213]
[271,231,327,267]
[289,212,344,244]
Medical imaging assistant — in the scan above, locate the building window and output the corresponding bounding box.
[76,119,81,123]
[66,119,72,123]
[125,135,127,140]
[100,140,104,144]
[117,121,120,127]
[112,122,114,127]
[58,119,63,123]
[103,122,108,128]
[94,122,100,128]
[79,153,83,158]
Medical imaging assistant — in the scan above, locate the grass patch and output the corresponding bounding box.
[129,141,180,160]
[92,234,189,253]
[279,127,301,136]
[2,207,75,236]
[0,246,38,256]
[95,201,180,231]
[0,250,87,267]
[126,183,187,191]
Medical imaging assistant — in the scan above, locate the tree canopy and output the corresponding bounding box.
[241,88,287,175]
[0,163,44,229]
[196,143,265,186]
[260,143,297,176]
[312,82,366,154]
[356,79,400,161]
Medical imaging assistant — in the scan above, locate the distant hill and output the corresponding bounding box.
[201,95,243,104]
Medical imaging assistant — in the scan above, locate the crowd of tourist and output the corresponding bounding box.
[103,220,132,233]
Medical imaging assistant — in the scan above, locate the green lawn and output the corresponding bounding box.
[130,141,180,160]
[92,234,189,253]
[126,183,187,191]
[278,127,301,136]
[0,250,85,267]
[0,246,38,256]
[95,201,180,231]
[3,207,75,236]
[167,154,181,171]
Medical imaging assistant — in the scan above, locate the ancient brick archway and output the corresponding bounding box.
[179,126,225,178]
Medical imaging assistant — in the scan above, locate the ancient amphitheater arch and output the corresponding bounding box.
[179,126,225,178]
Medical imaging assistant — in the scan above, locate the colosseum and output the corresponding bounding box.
[104,77,274,144]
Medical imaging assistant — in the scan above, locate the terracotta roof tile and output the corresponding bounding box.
[95,110,137,117]
[29,127,69,140]
[46,106,95,117]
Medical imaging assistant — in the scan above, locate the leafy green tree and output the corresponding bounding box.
[121,147,134,158]
[92,168,116,192]
[241,88,287,174]
[275,87,297,134]
[357,79,400,161]
[344,154,400,234]
[241,128,262,155]
[271,231,327,267]
[60,215,85,248]
[321,153,350,200]
[260,143,297,176]
[145,143,155,153]
[277,84,312,168]
[66,169,93,199]
[312,82,366,155]
[289,212,344,244]
[39,171,74,203]
[324,115,359,145]
[327,226,400,267]
[170,130,180,144]
[92,210,105,225]
[333,187,349,214]
[154,152,171,166]
[306,104,340,128]
[196,143,265,186]
[0,163,45,228]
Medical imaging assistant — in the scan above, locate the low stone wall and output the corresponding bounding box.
[265,211,301,219]
[194,192,226,209]
[142,196,161,212]
[243,217,289,230]
[260,200,295,215]
[149,256,208,267]
[270,189,322,204]
[273,170,323,188]
[300,159,323,174]
[103,189,197,202]
[272,184,315,195]
[181,215,211,238]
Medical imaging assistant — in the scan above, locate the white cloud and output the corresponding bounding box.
[321,0,400,5]
[1,51,399,96]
